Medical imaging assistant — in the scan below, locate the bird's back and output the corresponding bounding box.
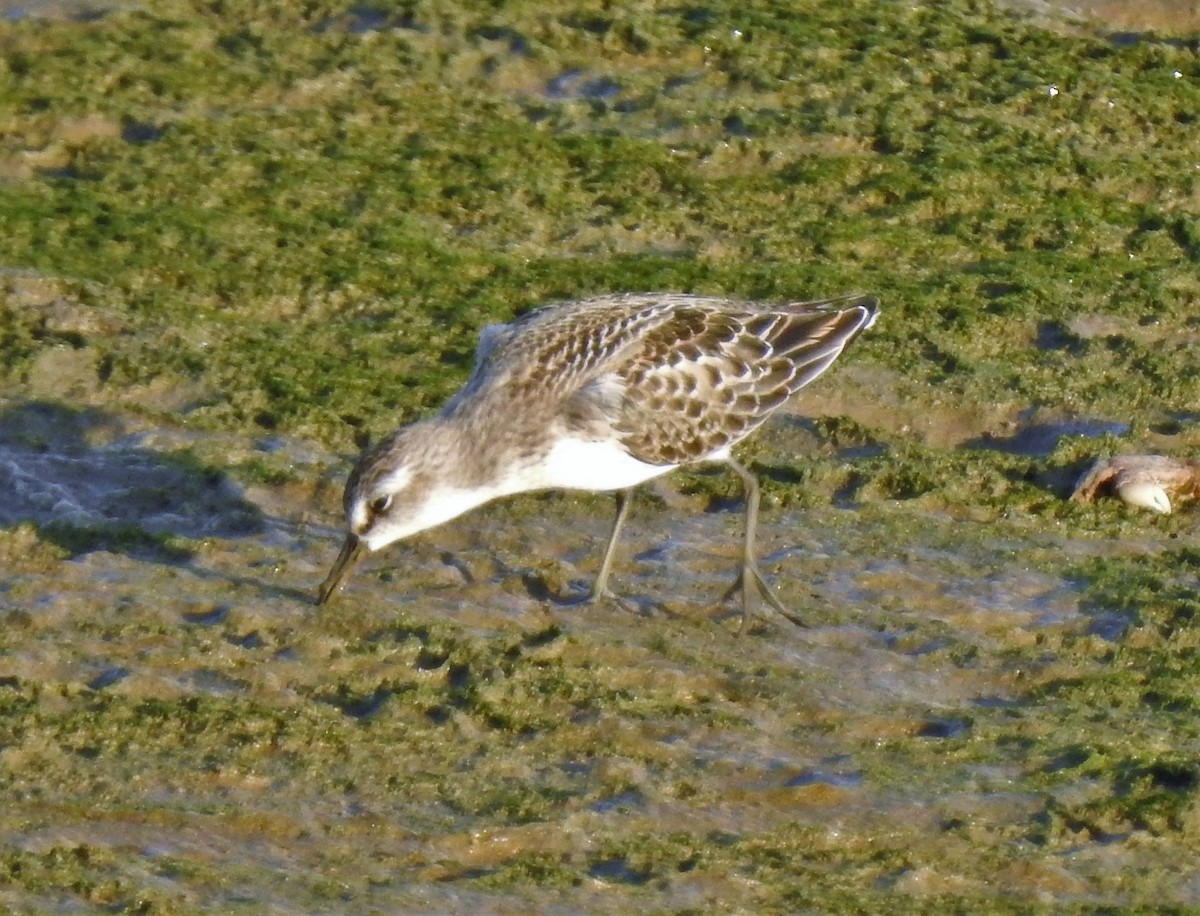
[450,292,878,466]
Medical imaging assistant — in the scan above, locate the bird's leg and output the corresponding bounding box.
[587,487,633,603]
[718,458,806,631]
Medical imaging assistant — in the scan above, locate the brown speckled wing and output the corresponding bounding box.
[446,293,876,467]
[445,294,679,413]
[613,301,877,465]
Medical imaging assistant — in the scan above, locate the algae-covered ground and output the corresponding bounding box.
[2,0,1199,911]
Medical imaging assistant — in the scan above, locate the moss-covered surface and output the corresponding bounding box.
[1,0,1199,910]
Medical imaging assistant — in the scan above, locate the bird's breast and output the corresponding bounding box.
[522,435,675,493]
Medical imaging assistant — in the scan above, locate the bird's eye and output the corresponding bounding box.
[370,495,392,515]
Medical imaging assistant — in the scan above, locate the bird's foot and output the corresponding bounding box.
[711,565,807,633]
[559,582,655,616]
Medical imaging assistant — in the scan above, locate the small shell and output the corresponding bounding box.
[1114,481,1171,514]
[1071,454,1200,514]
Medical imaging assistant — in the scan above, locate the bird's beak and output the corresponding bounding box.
[317,533,365,605]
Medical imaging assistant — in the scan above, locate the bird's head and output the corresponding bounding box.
[317,421,494,605]
[342,425,443,552]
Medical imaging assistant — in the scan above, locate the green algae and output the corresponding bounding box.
[2,0,1200,911]
[8,485,1199,910]
[2,0,1198,444]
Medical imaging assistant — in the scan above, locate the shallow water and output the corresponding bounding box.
[3,397,1197,909]
[2,0,1199,908]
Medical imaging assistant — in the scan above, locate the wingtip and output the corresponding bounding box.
[789,292,880,319]
[822,293,879,334]
[841,292,880,315]
[855,295,880,329]
[827,295,880,354]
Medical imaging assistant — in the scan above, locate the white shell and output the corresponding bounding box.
[1115,481,1171,514]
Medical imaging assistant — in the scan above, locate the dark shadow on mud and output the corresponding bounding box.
[0,401,265,563]
[960,416,1138,500]
[960,418,1130,458]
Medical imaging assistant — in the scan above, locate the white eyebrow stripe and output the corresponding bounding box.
[377,465,412,494]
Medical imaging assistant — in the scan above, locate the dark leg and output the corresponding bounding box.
[588,488,633,603]
[718,458,806,630]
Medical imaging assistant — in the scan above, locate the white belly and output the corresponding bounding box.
[532,436,675,492]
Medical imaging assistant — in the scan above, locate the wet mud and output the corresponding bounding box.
[2,0,1200,909]
[3,397,1199,910]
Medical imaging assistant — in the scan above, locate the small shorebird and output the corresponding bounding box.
[318,292,878,628]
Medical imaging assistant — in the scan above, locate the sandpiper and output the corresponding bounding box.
[318,292,879,628]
